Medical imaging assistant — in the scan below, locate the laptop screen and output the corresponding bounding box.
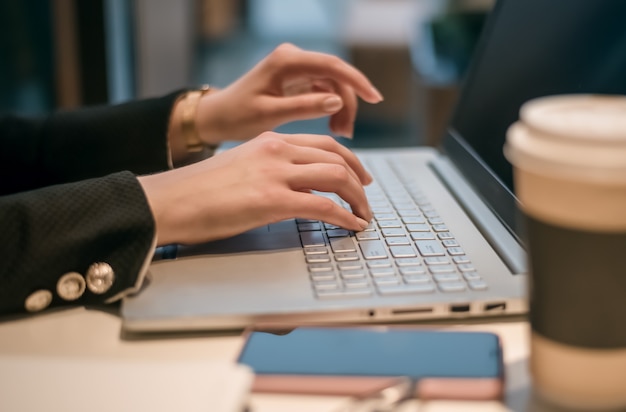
[443,0,626,241]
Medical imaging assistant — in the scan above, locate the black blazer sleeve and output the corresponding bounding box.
[0,92,183,315]
[0,172,155,315]
[0,91,182,195]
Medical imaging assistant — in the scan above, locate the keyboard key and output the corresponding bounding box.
[337,262,363,271]
[411,232,436,240]
[468,279,488,290]
[300,231,326,247]
[398,209,422,217]
[389,246,417,258]
[356,231,380,241]
[447,247,465,256]
[386,237,410,246]
[298,222,322,231]
[399,266,427,276]
[415,240,445,256]
[370,268,396,277]
[296,218,318,224]
[442,239,460,248]
[359,240,388,259]
[330,237,356,253]
[307,263,334,273]
[453,255,471,264]
[381,228,405,237]
[434,273,461,282]
[363,222,377,232]
[310,272,336,282]
[313,281,340,290]
[392,202,416,210]
[303,246,328,255]
[438,282,467,293]
[437,232,455,240]
[424,257,450,265]
[402,216,426,224]
[327,229,351,238]
[462,271,481,281]
[422,210,439,218]
[395,258,421,266]
[429,265,456,274]
[403,274,431,283]
[374,277,401,286]
[306,255,331,263]
[406,224,430,232]
[340,270,367,279]
[378,220,402,229]
[368,200,389,208]
[374,213,396,221]
[334,252,360,261]
[344,279,371,289]
[367,259,392,268]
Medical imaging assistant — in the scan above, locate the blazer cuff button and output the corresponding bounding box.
[86,262,115,294]
[25,290,53,312]
[57,272,87,301]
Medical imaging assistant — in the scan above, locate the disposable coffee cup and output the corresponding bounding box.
[504,94,626,410]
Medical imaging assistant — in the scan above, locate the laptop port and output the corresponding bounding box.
[391,307,433,315]
[484,302,507,312]
[450,304,471,313]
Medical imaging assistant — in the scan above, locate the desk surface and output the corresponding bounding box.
[0,309,543,411]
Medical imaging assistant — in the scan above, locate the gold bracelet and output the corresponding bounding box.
[181,84,212,153]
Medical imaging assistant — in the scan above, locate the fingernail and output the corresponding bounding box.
[355,217,370,230]
[323,96,343,113]
[371,86,384,102]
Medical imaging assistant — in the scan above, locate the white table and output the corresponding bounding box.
[0,308,542,411]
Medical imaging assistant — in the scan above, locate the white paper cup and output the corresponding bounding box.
[504,95,626,410]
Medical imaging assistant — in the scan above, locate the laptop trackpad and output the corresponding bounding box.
[176,219,302,257]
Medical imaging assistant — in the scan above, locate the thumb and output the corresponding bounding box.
[266,93,344,125]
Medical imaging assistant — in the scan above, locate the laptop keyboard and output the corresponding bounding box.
[299,159,488,299]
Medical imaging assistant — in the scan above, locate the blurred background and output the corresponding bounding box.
[0,0,493,148]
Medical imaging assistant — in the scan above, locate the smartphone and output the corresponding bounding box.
[237,326,504,401]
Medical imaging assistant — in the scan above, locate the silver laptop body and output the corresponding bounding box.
[122,0,626,332]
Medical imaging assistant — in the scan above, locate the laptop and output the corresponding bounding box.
[122,0,626,332]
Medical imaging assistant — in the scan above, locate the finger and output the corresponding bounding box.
[281,134,373,185]
[259,92,345,126]
[264,44,383,104]
[285,163,372,221]
[284,143,361,185]
[281,191,370,232]
[329,82,358,139]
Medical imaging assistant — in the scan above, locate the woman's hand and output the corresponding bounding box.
[139,132,373,246]
[195,43,383,144]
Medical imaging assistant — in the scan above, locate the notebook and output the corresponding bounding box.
[0,356,253,412]
[121,0,626,332]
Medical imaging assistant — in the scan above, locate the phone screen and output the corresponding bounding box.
[238,327,502,379]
